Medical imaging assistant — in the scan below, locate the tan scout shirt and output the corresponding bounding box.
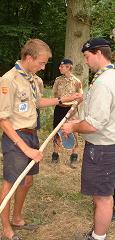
[81,69,115,145]
[53,74,82,98]
[0,66,41,130]
[53,73,82,119]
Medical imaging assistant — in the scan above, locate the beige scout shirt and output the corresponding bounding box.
[53,73,82,119]
[81,69,115,145]
[53,73,82,98]
[0,66,41,130]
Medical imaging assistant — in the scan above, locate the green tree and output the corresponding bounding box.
[0,0,115,83]
[91,0,115,42]
[65,0,115,88]
[65,0,91,89]
[0,0,66,83]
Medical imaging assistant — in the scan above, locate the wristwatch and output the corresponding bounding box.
[58,97,63,104]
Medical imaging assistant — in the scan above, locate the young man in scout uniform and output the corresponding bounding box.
[52,59,83,168]
[62,38,115,240]
[0,39,83,240]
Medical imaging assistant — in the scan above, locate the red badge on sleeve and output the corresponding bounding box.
[1,87,8,94]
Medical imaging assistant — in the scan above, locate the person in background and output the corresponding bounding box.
[62,38,115,240]
[0,39,82,240]
[52,59,83,168]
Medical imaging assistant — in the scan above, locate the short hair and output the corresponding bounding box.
[89,46,112,61]
[21,38,52,60]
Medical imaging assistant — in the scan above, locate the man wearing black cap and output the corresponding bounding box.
[52,59,83,168]
[62,38,115,240]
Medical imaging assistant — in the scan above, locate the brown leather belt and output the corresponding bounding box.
[85,141,93,145]
[18,128,37,135]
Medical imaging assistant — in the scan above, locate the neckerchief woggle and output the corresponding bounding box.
[15,61,37,99]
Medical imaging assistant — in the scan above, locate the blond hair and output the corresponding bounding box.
[21,39,52,60]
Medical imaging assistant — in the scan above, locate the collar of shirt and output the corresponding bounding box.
[92,64,115,84]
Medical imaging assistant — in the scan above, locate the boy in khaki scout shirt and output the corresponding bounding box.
[52,59,83,168]
[0,39,83,240]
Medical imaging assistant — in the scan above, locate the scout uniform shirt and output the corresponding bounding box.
[0,63,41,130]
[53,73,82,120]
[81,68,115,145]
[53,73,82,99]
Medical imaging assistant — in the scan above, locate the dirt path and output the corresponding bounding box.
[0,138,115,240]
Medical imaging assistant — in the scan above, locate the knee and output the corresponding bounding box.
[24,176,33,188]
[0,180,12,201]
[93,196,113,208]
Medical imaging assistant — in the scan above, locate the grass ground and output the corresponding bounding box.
[0,138,115,240]
[0,87,115,239]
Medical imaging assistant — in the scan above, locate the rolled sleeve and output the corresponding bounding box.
[85,83,112,130]
[85,116,103,130]
[0,111,12,120]
[0,77,15,119]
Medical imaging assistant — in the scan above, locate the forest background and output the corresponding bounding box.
[0,0,115,86]
[0,1,115,239]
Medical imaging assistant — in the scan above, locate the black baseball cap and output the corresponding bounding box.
[60,59,73,65]
[82,37,110,53]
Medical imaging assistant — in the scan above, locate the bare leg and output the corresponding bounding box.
[93,195,113,235]
[112,190,115,220]
[69,133,78,168]
[12,175,33,225]
[113,189,115,207]
[53,134,60,154]
[52,135,60,162]
[0,180,14,239]
[71,132,78,155]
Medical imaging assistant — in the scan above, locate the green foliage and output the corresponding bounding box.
[40,87,54,134]
[0,0,66,81]
[0,0,115,78]
[91,0,115,41]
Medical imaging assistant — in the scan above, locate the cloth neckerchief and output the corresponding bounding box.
[15,61,37,99]
[91,64,115,85]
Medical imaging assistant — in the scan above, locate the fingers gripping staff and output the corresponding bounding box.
[0,101,78,214]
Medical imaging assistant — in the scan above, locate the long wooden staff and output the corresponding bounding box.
[0,101,78,213]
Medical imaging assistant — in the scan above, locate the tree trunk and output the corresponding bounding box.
[65,0,91,90]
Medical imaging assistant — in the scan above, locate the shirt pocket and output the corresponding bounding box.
[14,88,30,112]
